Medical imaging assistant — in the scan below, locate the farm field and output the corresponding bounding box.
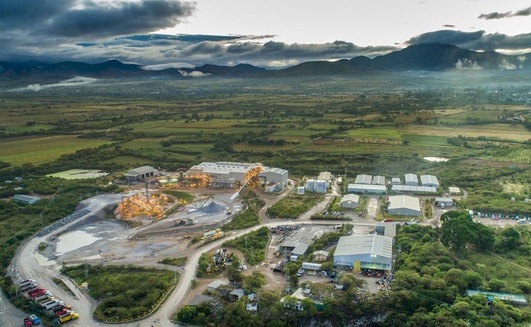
[0,135,111,166]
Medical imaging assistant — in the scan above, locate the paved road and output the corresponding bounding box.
[7,190,375,327]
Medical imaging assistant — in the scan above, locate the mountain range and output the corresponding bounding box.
[0,43,529,80]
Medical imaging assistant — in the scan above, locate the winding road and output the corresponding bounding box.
[5,186,376,327]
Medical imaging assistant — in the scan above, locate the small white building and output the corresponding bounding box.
[355,174,373,184]
[296,186,305,195]
[435,197,454,207]
[448,187,461,195]
[388,195,421,216]
[404,173,418,186]
[392,177,401,185]
[340,194,360,209]
[312,250,329,261]
[420,175,440,188]
[302,262,322,272]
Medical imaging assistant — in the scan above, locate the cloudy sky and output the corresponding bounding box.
[1,0,531,68]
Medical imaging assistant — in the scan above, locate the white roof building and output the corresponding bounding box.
[388,195,421,216]
[333,234,393,271]
[347,184,387,194]
[404,173,418,186]
[391,185,437,193]
[259,167,289,190]
[355,174,373,185]
[448,187,461,194]
[420,175,440,188]
[340,194,360,209]
[372,176,386,185]
[392,177,401,185]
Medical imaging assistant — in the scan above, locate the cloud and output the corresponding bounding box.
[498,59,516,70]
[406,30,531,52]
[455,59,482,70]
[0,0,195,61]
[478,6,531,19]
[177,70,211,77]
[407,30,485,46]
[10,76,98,92]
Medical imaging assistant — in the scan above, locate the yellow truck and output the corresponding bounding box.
[58,312,79,323]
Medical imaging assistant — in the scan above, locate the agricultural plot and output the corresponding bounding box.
[345,127,402,140]
[0,135,111,166]
[400,124,531,143]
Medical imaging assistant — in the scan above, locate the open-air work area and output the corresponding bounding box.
[0,76,529,327]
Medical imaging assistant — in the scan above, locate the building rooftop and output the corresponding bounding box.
[207,280,229,290]
[340,194,360,203]
[191,162,262,174]
[388,195,421,211]
[335,234,393,259]
[313,250,329,256]
[391,185,437,193]
[355,174,373,184]
[126,166,155,176]
[261,167,288,175]
[372,176,386,185]
[13,194,40,204]
[404,173,418,183]
[348,184,387,191]
[318,171,332,181]
[420,175,439,186]
[292,243,309,256]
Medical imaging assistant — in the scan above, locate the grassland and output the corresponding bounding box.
[0,135,110,166]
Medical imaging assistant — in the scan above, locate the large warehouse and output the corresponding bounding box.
[188,162,288,189]
[355,174,373,185]
[388,195,421,216]
[333,234,393,272]
[420,175,440,188]
[347,184,387,194]
[124,166,158,182]
[404,173,418,186]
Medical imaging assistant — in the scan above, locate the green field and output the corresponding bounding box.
[0,135,111,166]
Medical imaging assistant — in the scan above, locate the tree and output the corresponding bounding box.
[474,224,495,252]
[441,214,475,250]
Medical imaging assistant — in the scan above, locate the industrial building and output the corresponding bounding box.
[372,176,386,185]
[347,184,387,194]
[404,173,418,186]
[391,177,401,185]
[188,162,263,188]
[333,234,393,271]
[187,162,288,190]
[355,174,372,184]
[259,167,289,191]
[391,185,437,193]
[13,194,40,205]
[435,197,454,207]
[124,166,158,182]
[388,195,421,216]
[340,194,360,209]
[305,179,327,193]
[420,175,440,188]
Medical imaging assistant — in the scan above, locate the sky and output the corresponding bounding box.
[1,0,531,68]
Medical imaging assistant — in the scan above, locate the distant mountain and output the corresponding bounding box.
[1,43,529,80]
